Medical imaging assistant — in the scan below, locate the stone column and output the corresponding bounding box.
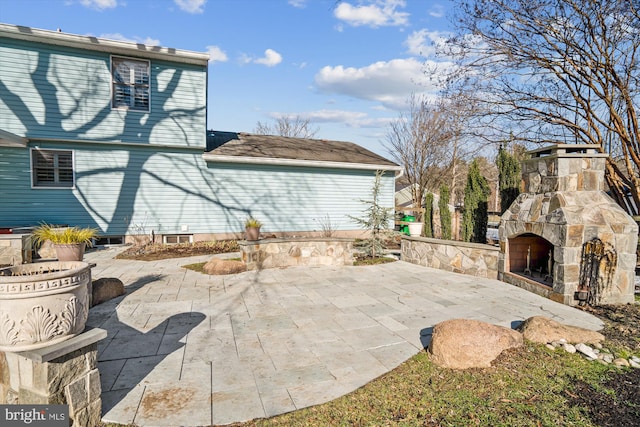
[0,328,106,427]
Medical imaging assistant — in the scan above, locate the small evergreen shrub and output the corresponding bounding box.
[423,192,434,238]
[439,184,452,240]
[462,159,490,243]
[349,171,394,258]
[497,146,521,214]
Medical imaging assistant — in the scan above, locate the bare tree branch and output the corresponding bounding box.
[254,115,319,138]
[442,0,640,214]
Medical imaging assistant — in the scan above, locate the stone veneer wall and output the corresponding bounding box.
[239,238,354,270]
[0,234,32,266]
[402,236,499,279]
[0,329,106,427]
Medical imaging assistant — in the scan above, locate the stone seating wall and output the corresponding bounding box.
[239,238,354,270]
[402,235,499,279]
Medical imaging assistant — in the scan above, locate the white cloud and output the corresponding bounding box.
[405,29,449,57]
[429,4,445,18]
[334,0,409,28]
[174,0,206,14]
[315,58,448,110]
[254,49,283,67]
[206,46,228,63]
[100,33,161,46]
[288,0,308,8]
[80,0,117,10]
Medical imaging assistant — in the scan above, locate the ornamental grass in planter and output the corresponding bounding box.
[32,223,98,261]
[244,217,262,241]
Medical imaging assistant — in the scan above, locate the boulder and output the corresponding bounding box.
[203,258,246,275]
[517,316,605,345]
[91,277,125,306]
[428,319,523,369]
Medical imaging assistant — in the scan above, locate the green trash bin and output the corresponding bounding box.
[400,215,416,235]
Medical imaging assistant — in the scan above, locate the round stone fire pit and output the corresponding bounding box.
[0,261,91,352]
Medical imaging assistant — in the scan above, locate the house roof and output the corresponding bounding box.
[203,131,401,172]
[0,129,28,148]
[0,24,209,66]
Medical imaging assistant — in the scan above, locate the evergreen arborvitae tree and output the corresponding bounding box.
[462,159,491,243]
[497,146,521,214]
[439,184,452,240]
[423,192,434,238]
[349,170,393,258]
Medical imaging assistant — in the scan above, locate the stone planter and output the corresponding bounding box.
[0,261,91,352]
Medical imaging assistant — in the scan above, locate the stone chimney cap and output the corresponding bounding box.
[527,144,609,159]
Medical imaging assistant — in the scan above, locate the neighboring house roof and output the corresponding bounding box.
[0,129,28,147]
[0,23,209,66]
[203,131,402,172]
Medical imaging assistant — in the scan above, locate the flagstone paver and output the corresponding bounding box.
[85,247,604,426]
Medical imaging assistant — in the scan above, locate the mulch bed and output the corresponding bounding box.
[567,368,640,427]
[568,302,640,426]
[584,303,640,351]
[114,241,239,261]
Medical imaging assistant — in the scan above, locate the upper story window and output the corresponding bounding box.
[31,149,74,188]
[111,56,150,112]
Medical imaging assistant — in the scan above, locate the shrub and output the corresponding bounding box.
[439,184,452,240]
[349,171,394,258]
[423,192,434,238]
[462,160,491,243]
[497,146,521,214]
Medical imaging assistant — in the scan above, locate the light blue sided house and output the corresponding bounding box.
[0,24,400,245]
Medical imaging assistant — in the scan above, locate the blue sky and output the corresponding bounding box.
[0,0,455,156]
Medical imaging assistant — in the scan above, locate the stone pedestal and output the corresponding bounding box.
[0,328,106,427]
[0,233,32,266]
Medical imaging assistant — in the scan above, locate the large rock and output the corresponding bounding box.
[517,316,605,345]
[92,277,125,306]
[203,258,246,275]
[428,319,523,369]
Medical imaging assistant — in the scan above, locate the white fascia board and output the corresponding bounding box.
[0,24,209,66]
[202,153,403,173]
[0,129,28,147]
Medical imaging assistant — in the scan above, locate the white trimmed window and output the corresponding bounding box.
[163,234,192,244]
[31,149,74,188]
[111,56,150,111]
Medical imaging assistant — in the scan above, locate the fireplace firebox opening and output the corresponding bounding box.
[508,233,554,286]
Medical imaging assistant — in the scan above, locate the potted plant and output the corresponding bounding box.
[244,217,262,241]
[408,210,423,237]
[32,223,98,261]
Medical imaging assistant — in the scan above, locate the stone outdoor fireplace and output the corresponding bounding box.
[498,144,638,306]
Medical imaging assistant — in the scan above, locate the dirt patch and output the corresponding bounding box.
[140,387,197,420]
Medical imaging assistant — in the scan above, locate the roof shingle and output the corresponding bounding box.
[206,131,398,168]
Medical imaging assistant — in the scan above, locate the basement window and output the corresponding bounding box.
[164,234,192,244]
[94,236,124,246]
